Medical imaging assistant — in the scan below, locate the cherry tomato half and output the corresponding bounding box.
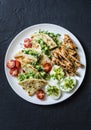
[9,68,19,76]
[6,60,16,69]
[36,90,45,100]
[24,38,32,48]
[43,62,52,73]
[15,60,21,70]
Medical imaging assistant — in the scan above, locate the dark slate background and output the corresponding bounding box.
[0,0,91,130]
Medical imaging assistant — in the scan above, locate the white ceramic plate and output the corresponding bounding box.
[4,23,86,105]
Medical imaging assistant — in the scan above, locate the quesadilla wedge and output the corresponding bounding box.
[19,78,47,96]
[14,50,37,64]
[21,64,39,73]
[31,33,57,49]
[14,49,42,73]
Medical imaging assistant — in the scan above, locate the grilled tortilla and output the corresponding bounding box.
[19,78,47,96]
[14,49,42,73]
[14,50,37,64]
[31,33,57,49]
[21,64,39,73]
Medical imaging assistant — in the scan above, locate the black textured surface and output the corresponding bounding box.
[0,0,91,130]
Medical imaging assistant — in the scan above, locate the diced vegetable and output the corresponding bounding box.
[22,49,40,58]
[18,73,25,81]
[35,65,42,71]
[9,68,19,76]
[18,70,49,81]
[36,39,51,58]
[24,38,32,48]
[43,62,52,73]
[15,60,21,70]
[6,60,16,69]
[18,71,37,81]
[30,62,37,67]
[30,62,51,80]
[36,90,45,100]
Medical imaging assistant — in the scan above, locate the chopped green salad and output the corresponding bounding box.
[36,39,52,58]
[22,49,40,58]
[18,71,41,81]
[18,70,50,81]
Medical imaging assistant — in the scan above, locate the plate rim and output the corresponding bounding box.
[4,23,87,105]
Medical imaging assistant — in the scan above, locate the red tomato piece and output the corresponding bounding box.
[24,38,32,48]
[9,68,19,76]
[24,38,31,43]
[36,90,45,100]
[43,62,52,73]
[15,60,21,69]
[6,60,16,69]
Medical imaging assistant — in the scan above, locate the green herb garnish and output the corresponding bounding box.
[18,71,41,81]
[22,49,40,58]
[36,39,52,58]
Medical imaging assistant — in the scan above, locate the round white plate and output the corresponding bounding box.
[4,23,86,105]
